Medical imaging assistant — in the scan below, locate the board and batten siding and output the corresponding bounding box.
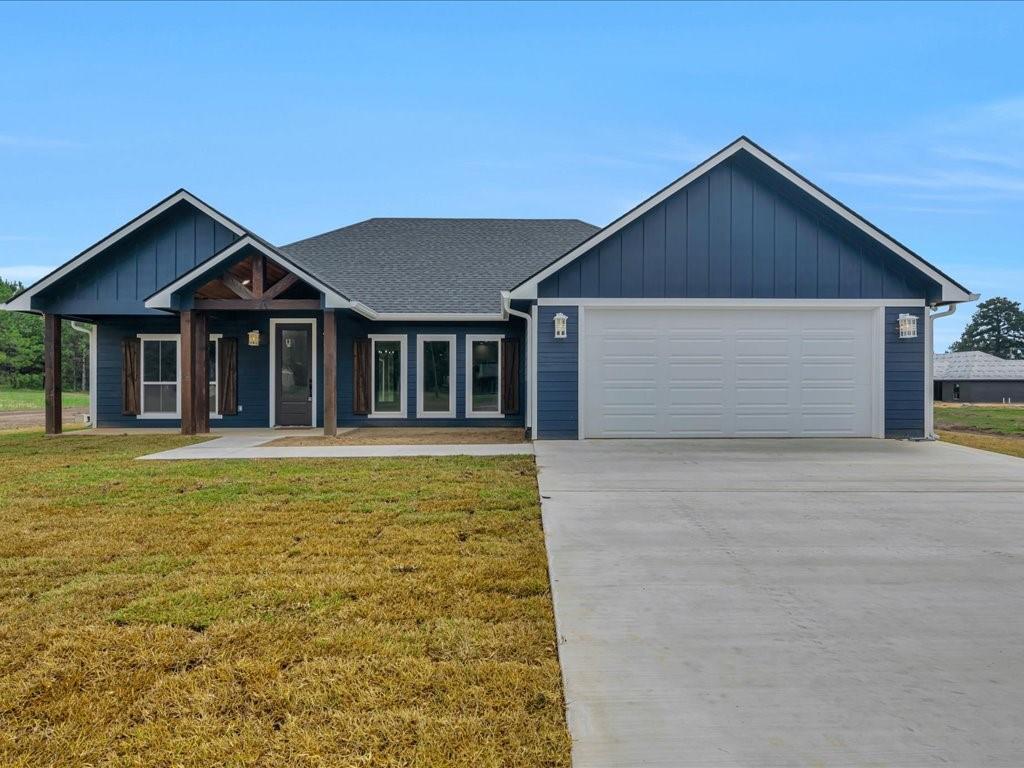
[885,306,925,438]
[536,306,579,439]
[37,202,238,316]
[538,157,935,302]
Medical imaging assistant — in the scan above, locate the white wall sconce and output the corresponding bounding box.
[247,329,262,347]
[897,313,918,339]
[553,312,568,339]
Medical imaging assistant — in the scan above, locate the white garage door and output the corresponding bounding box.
[583,307,878,438]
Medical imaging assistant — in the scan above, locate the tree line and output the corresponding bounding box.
[0,277,90,391]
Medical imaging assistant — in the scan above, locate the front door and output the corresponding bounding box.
[275,324,313,426]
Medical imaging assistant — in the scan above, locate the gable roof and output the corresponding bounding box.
[2,189,248,312]
[934,351,1024,381]
[509,136,976,304]
[279,218,599,315]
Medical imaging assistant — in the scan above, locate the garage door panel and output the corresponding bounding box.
[585,308,875,438]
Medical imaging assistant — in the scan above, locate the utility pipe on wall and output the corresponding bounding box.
[925,303,960,439]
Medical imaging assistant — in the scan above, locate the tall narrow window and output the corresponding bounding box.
[140,336,179,417]
[208,337,220,416]
[370,335,407,416]
[417,335,455,418]
[466,335,502,417]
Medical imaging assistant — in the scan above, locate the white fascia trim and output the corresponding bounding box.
[539,298,927,309]
[465,333,504,419]
[145,236,351,310]
[269,318,318,428]
[368,334,408,418]
[416,334,457,418]
[4,190,246,312]
[509,138,972,304]
[371,312,506,322]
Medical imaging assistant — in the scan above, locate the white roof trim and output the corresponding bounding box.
[509,137,973,304]
[3,190,247,312]
[144,236,352,310]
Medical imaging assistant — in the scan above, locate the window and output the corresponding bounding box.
[466,335,502,417]
[208,335,221,417]
[370,335,407,417]
[140,335,180,417]
[953,383,961,401]
[417,335,456,418]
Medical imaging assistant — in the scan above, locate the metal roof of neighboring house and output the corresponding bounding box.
[934,351,1024,381]
[279,218,600,314]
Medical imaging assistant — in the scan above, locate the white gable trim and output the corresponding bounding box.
[509,137,974,304]
[144,236,352,310]
[3,189,247,312]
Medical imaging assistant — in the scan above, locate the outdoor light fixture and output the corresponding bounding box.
[247,329,262,347]
[897,313,918,339]
[553,312,568,339]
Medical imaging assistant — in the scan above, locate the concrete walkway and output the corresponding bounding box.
[536,438,1024,767]
[137,429,533,459]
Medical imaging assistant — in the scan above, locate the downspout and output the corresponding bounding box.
[501,291,533,438]
[925,303,960,439]
[69,321,96,428]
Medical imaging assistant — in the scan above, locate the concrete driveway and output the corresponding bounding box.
[535,439,1024,767]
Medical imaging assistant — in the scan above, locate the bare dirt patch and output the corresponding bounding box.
[0,407,87,431]
[267,427,527,447]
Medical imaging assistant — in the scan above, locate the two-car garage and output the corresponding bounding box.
[582,306,881,438]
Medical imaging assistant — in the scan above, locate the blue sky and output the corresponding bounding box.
[1,1,1022,350]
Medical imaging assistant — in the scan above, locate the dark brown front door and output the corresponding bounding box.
[275,324,312,426]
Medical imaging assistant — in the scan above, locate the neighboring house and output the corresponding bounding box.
[3,137,976,439]
[934,351,1024,403]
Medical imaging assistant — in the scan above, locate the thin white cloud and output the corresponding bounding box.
[832,169,1024,196]
[0,264,56,281]
[0,134,78,150]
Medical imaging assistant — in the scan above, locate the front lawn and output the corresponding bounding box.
[0,432,568,767]
[0,388,90,411]
[933,404,1024,436]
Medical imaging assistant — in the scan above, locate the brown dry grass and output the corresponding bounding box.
[938,430,1024,460]
[268,427,527,447]
[0,431,568,767]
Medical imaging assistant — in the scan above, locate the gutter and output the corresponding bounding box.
[925,302,962,439]
[501,291,533,438]
[69,321,97,427]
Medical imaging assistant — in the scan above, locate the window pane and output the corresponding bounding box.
[374,340,402,412]
[209,383,217,413]
[208,340,217,383]
[471,340,499,412]
[422,340,450,412]
[143,383,177,414]
[159,340,177,382]
[143,340,160,382]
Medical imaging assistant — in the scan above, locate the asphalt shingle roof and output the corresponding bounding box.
[279,218,600,314]
[934,351,1024,381]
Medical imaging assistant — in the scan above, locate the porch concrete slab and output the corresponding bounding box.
[535,438,1024,767]
[137,430,533,459]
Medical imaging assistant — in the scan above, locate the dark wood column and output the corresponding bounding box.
[323,309,337,436]
[193,311,209,434]
[180,310,196,435]
[44,313,62,435]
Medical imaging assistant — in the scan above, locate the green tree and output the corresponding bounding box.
[948,296,1024,359]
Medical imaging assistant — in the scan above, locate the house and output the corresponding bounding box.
[934,351,1024,403]
[3,137,976,439]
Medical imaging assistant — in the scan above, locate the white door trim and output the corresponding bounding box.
[269,318,318,428]
[416,334,456,418]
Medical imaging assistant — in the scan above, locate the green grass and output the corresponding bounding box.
[0,388,89,411]
[0,431,568,767]
[939,430,1024,460]
[933,404,1024,436]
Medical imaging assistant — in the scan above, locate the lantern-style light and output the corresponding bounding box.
[247,329,262,347]
[553,312,568,339]
[897,313,918,339]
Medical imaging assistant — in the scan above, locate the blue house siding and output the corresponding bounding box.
[885,306,925,438]
[536,306,578,439]
[538,158,935,303]
[37,202,238,316]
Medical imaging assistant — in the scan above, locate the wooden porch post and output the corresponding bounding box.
[323,309,337,436]
[193,311,209,434]
[44,313,62,435]
[180,310,196,435]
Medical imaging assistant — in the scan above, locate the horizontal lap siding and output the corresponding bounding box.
[885,306,925,438]
[538,157,936,302]
[537,306,578,439]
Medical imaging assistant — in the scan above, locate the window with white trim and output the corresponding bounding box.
[417,335,455,418]
[466,335,502,417]
[140,335,180,417]
[370,335,407,417]
[208,335,221,417]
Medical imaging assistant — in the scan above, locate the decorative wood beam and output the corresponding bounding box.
[180,310,195,435]
[44,313,62,435]
[323,309,337,436]
[262,273,299,300]
[193,298,321,311]
[221,273,255,300]
[252,253,265,298]
[193,311,209,434]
